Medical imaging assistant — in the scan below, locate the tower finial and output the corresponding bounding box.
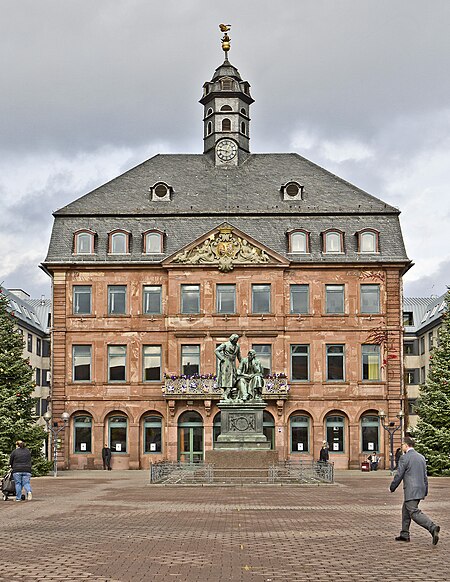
[219,24,231,55]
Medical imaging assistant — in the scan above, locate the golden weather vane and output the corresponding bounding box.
[219,24,231,54]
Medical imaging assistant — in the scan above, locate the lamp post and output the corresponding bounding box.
[379,410,404,472]
[43,411,70,477]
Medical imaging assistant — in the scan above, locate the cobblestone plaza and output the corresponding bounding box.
[1,471,449,581]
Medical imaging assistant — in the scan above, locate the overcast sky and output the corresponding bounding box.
[1,0,449,299]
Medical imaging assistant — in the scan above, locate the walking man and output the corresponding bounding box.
[389,436,440,545]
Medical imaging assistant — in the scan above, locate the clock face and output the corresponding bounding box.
[216,139,237,161]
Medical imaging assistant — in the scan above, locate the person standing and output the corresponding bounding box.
[215,334,242,400]
[389,436,440,544]
[102,444,112,470]
[10,440,32,501]
[319,441,329,463]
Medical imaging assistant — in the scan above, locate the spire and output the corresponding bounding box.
[200,25,254,164]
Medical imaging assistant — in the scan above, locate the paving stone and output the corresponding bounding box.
[0,470,449,581]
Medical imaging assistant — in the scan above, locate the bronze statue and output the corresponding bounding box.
[236,350,264,401]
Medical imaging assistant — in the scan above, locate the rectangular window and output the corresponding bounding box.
[252,344,271,376]
[42,339,50,357]
[143,285,162,315]
[143,345,162,382]
[408,398,418,415]
[252,284,271,314]
[74,416,92,453]
[73,285,92,315]
[42,369,50,387]
[181,285,200,314]
[290,284,309,314]
[27,333,33,353]
[108,285,126,315]
[362,345,381,381]
[421,366,426,384]
[360,284,380,314]
[216,284,236,314]
[406,369,418,384]
[291,345,309,381]
[35,368,41,386]
[361,416,379,452]
[36,338,42,356]
[420,336,425,355]
[181,345,200,376]
[73,345,92,382]
[404,341,414,355]
[428,332,433,351]
[326,345,345,381]
[403,311,414,326]
[325,285,344,314]
[144,416,162,453]
[108,345,126,382]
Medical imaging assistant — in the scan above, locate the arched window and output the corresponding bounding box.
[361,414,380,453]
[290,414,310,453]
[324,231,343,253]
[326,415,345,452]
[220,104,232,111]
[144,231,163,254]
[110,232,128,254]
[144,414,163,453]
[241,108,247,116]
[108,415,128,453]
[207,121,212,135]
[73,414,92,453]
[222,118,231,132]
[290,231,308,253]
[206,107,213,116]
[178,411,203,463]
[359,230,378,253]
[263,411,275,449]
[241,121,246,134]
[75,231,94,254]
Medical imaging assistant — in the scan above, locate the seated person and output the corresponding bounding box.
[236,350,264,401]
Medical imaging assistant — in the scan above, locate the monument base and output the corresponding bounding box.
[214,400,271,450]
[205,449,279,469]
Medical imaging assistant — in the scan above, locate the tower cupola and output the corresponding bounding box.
[200,25,254,166]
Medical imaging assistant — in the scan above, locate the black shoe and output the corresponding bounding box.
[432,525,440,546]
[395,536,410,542]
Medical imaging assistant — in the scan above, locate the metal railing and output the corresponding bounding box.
[150,460,334,485]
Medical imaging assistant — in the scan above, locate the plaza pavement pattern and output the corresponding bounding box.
[1,470,449,582]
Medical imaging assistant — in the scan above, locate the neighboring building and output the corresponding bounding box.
[2,287,51,424]
[41,37,411,470]
[403,294,448,430]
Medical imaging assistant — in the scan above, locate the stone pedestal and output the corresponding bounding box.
[214,400,270,450]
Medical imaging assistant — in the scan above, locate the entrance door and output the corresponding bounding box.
[178,411,203,463]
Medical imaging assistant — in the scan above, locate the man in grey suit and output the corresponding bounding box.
[390,436,440,545]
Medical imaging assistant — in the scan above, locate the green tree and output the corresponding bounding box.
[0,288,52,475]
[415,291,450,475]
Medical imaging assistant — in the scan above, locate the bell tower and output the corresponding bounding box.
[200,25,254,166]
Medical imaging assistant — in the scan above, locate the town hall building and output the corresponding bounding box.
[42,31,411,470]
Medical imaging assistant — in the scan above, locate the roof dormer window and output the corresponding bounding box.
[288,230,310,254]
[109,230,129,254]
[150,182,172,202]
[281,181,303,201]
[74,230,95,255]
[357,229,379,253]
[143,230,163,254]
[322,230,344,254]
[221,78,233,91]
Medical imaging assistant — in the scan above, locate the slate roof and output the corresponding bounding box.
[404,295,447,333]
[44,152,410,268]
[2,287,51,335]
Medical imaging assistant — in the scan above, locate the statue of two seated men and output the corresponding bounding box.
[215,334,264,403]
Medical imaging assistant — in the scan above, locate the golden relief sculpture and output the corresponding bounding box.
[219,23,231,53]
[173,228,270,272]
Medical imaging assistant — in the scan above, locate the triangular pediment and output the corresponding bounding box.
[163,223,289,272]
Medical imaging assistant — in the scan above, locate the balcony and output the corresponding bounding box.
[162,374,290,400]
